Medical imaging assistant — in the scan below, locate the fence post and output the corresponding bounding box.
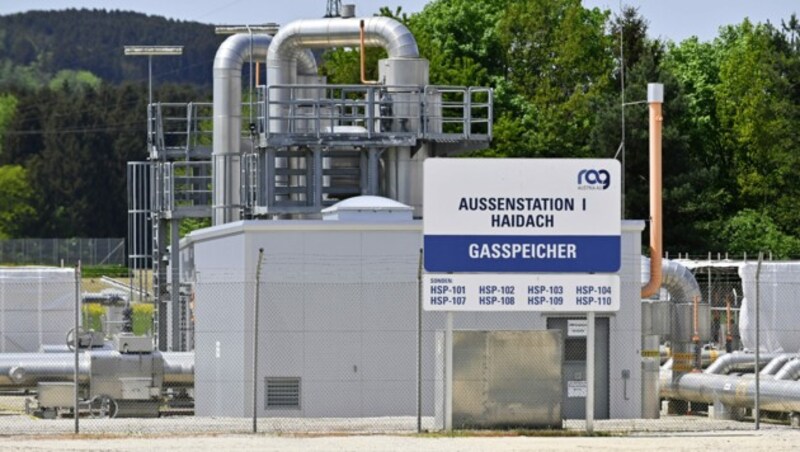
[74,260,81,434]
[755,251,763,430]
[253,248,265,433]
[417,248,423,433]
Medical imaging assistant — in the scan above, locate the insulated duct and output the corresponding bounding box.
[266,17,419,134]
[212,33,318,224]
[642,256,706,418]
[641,257,702,304]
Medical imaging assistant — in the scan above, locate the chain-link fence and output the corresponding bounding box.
[0,238,125,266]
[3,255,800,436]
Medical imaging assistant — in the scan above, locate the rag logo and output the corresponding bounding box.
[577,169,610,190]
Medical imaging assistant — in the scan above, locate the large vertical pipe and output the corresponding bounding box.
[641,83,664,298]
[213,35,317,225]
[213,34,273,225]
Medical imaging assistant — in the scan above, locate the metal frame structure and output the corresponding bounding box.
[128,82,491,350]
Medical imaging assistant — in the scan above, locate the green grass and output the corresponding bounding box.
[81,264,128,278]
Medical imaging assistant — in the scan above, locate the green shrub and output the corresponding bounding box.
[131,303,154,336]
[82,302,105,332]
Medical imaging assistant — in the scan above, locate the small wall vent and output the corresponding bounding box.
[265,377,301,409]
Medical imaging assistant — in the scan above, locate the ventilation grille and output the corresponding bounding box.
[265,377,301,409]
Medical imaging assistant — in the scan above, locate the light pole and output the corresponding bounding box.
[123,45,183,352]
[123,45,184,155]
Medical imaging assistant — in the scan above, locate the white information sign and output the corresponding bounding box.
[423,159,621,273]
[423,273,620,312]
[568,380,588,398]
[567,319,588,337]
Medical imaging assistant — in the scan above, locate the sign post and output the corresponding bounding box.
[422,158,621,432]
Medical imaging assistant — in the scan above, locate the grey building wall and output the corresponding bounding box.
[187,219,644,419]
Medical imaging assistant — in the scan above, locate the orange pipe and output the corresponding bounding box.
[641,86,663,298]
[256,63,260,86]
[726,294,733,341]
[359,20,379,85]
[692,295,700,341]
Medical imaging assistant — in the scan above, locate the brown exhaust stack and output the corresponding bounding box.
[641,83,664,298]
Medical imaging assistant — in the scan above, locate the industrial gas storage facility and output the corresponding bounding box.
[3,5,800,431]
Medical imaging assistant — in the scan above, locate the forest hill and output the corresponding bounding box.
[457,197,575,228]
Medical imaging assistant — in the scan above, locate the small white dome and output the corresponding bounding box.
[322,196,413,222]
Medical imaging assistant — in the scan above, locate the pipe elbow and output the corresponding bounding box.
[641,254,662,298]
[365,17,419,58]
[214,33,273,71]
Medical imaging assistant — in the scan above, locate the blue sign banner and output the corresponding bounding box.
[424,235,621,273]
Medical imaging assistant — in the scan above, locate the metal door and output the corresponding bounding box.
[546,317,610,420]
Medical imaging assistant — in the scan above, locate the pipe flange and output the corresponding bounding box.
[8,366,25,383]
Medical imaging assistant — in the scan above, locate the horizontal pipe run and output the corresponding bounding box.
[775,358,800,381]
[760,354,798,378]
[705,352,779,375]
[661,370,800,413]
[0,351,194,389]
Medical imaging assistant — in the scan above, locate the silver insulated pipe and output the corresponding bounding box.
[266,17,419,134]
[661,370,800,413]
[212,33,317,224]
[642,257,705,418]
[0,351,194,389]
[213,33,272,225]
[0,353,90,387]
[641,257,702,303]
[705,352,780,375]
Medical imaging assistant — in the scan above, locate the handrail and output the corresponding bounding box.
[261,83,492,142]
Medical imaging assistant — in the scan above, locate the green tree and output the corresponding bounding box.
[48,69,102,92]
[409,0,509,86]
[0,164,35,238]
[716,21,800,236]
[0,94,17,156]
[492,0,612,158]
[723,209,800,259]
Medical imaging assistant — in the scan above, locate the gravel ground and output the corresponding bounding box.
[2,395,800,451]
[2,430,800,452]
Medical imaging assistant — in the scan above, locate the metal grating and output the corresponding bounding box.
[264,377,301,409]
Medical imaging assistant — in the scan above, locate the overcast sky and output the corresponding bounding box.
[0,0,797,43]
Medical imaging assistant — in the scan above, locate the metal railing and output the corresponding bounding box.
[160,162,213,215]
[149,102,213,159]
[259,84,493,145]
